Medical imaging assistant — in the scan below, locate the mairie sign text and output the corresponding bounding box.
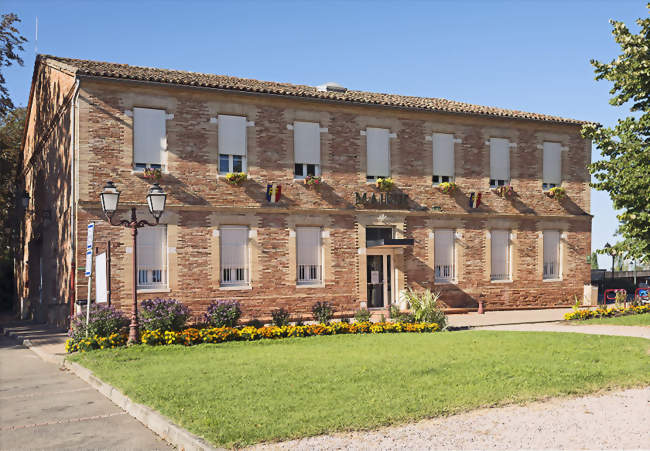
[354,192,409,208]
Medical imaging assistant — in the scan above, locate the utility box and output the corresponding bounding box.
[583,284,598,306]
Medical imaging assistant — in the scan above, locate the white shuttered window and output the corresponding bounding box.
[490,138,510,187]
[491,230,510,281]
[220,226,249,286]
[432,133,454,184]
[133,108,166,169]
[296,227,322,284]
[434,229,455,282]
[543,142,562,189]
[543,230,560,279]
[137,226,167,290]
[218,115,247,174]
[294,122,321,179]
[366,127,390,180]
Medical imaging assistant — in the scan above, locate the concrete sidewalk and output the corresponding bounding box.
[447,307,574,328]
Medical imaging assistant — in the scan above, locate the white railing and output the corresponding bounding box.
[435,264,454,282]
[137,265,168,290]
[222,266,247,286]
[491,272,510,281]
[298,265,321,284]
[543,262,558,279]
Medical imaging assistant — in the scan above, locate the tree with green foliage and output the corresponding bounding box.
[582,5,650,264]
[0,13,27,116]
[587,251,600,270]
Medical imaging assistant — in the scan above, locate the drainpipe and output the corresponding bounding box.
[69,79,80,326]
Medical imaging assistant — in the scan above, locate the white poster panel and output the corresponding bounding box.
[95,253,107,304]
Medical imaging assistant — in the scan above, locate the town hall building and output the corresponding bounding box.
[17,55,592,326]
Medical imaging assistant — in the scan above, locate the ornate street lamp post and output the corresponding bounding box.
[99,181,167,344]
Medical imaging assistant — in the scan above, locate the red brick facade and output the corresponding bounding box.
[18,57,592,326]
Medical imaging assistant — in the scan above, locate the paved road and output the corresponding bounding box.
[0,335,172,450]
[477,322,650,339]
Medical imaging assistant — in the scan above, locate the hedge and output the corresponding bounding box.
[564,304,649,321]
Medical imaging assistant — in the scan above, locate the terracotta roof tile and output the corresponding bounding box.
[41,55,588,125]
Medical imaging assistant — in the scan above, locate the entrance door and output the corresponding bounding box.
[367,254,393,308]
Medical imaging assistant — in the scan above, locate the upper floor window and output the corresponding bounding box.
[365,127,390,181]
[542,142,562,190]
[432,133,455,185]
[220,226,249,286]
[293,122,321,179]
[543,230,560,279]
[489,138,510,188]
[434,229,455,282]
[133,108,166,171]
[137,225,167,290]
[491,230,511,281]
[296,227,322,285]
[218,115,247,174]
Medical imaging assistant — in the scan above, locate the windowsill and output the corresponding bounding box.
[137,288,171,294]
[296,283,325,289]
[490,279,513,284]
[131,170,170,176]
[219,285,252,291]
[543,278,562,282]
[435,280,457,285]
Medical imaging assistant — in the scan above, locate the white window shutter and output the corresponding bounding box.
[294,122,321,165]
[433,133,454,177]
[366,127,390,177]
[218,115,247,156]
[221,227,248,269]
[434,229,454,268]
[543,142,562,185]
[296,227,321,267]
[133,108,166,165]
[543,230,560,278]
[491,230,509,278]
[490,138,510,181]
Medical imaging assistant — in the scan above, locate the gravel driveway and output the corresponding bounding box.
[251,323,650,451]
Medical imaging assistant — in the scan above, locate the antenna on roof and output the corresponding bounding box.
[35,16,38,54]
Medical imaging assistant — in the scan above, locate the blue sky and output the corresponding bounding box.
[4,0,646,268]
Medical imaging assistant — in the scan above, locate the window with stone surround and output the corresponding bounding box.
[489,138,510,188]
[220,226,249,286]
[365,127,391,181]
[218,115,247,174]
[133,107,166,171]
[432,133,455,185]
[543,230,561,279]
[296,227,322,285]
[434,229,455,282]
[293,122,321,179]
[137,225,168,290]
[490,230,511,281]
[542,142,562,190]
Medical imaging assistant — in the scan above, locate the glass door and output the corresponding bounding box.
[367,254,394,308]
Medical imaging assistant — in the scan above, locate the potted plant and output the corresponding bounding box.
[143,167,162,183]
[493,185,514,199]
[304,175,322,186]
[375,177,394,192]
[224,172,247,186]
[438,181,457,194]
[546,186,566,201]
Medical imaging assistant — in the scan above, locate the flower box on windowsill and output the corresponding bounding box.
[375,177,394,192]
[224,172,247,186]
[142,167,163,183]
[493,185,515,199]
[304,175,322,187]
[545,186,566,201]
[438,181,457,195]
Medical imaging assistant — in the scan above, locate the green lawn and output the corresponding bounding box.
[69,331,650,447]
[578,312,650,326]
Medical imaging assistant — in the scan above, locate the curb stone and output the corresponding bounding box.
[2,326,221,451]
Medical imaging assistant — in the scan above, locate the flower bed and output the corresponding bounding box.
[564,304,649,321]
[66,321,440,352]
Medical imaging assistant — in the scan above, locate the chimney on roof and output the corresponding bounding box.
[317,82,347,93]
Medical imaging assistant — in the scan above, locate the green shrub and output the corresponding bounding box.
[271,308,291,327]
[401,288,448,329]
[204,300,242,328]
[354,308,372,323]
[312,301,336,324]
[247,318,264,328]
[69,305,129,344]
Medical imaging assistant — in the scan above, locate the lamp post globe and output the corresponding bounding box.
[100,181,120,219]
[146,183,167,220]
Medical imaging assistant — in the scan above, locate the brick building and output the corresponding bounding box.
[17,55,592,327]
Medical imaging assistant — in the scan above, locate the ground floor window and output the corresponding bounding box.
[137,225,167,290]
[434,229,455,282]
[221,226,249,286]
[491,230,510,281]
[296,227,322,284]
[543,230,560,279]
